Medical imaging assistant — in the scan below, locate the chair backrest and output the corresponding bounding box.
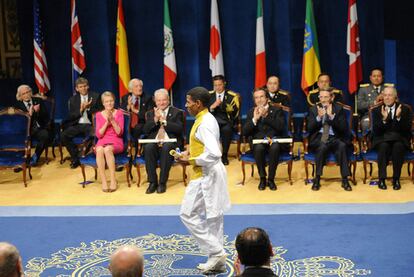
[120,109,131,146]
[0,107,31,149]
[34,94,55,122]
[337,102,353,131]
[271,103,293,137]
[366,102,383,133]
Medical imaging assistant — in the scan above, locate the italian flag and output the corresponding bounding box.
[164,0,177,90]
[255,0,266,88]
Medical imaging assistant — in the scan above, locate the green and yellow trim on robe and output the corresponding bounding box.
[188,108,209,180]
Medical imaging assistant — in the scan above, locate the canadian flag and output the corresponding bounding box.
[347,0,362,94]
[209,0,224,76]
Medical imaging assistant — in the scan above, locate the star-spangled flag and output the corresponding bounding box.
[71,0,86,88]
[33,0,50,94]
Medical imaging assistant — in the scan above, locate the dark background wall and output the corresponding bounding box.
[1,0,413,120]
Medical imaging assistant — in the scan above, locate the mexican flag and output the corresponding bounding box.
[164,0,177,90]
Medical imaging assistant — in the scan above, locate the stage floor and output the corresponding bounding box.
[1,148,414,206]
[2,150,414,277]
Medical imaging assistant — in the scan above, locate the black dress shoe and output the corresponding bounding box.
[13,167,23,173]
[312,177,320,191]
[378,179,387,190]
[146,182,158,194]
[221,156,229,165]
[268,180,277,190]
[70,160,80,169]
[258,178,266,190]
[341,179,352,191]
[392,179,401,190]
[157,183,167,194]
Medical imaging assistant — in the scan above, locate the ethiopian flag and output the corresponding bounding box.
[116,0,130,98]
[301,0,321,94]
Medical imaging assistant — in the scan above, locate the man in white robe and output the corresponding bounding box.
[178,86,231,274]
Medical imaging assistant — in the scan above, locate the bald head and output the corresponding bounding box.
[0,242,22,277]
[109,246,143,277]
[235,227,273,267]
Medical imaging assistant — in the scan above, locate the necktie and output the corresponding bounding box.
[26,101,31,110]
[131,98,139,127]
[321,115,330,143]
[156,111,167,140]
[157,125,166,140]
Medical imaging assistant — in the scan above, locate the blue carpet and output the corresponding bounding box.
[1,214,413,276]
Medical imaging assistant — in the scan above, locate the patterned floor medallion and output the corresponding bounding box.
[24,233,371,276]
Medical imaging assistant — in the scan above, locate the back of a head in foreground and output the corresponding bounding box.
[109,245,144,277]
[0,242,22,277]
[235,227,273,267]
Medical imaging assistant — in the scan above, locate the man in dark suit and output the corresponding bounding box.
[357,68,394,133]
[243,88,286,191]
[307,73,343,107]
[14,84,50,165]
[265,76,290,107]
[61,77,102,168]
[307,89,352,191]
[371,87,412,190]
[120,78,154,143]
[143,88,184,194]
[234,227,278,277]
[208,75,239,165]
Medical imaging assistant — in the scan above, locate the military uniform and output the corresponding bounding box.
[307,88,343,107]
[208,90,240,163]
[267,89,290,107]
[357,83,394,132]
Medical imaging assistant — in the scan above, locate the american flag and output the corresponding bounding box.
[33,0,50,94]
[71,0,86,86]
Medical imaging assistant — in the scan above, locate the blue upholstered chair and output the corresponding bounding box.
[79,110,132,188]
[32,94,57,164]
[302,103,358,185]
[238,103,295,185]
[134,108,187,187]
[0,107,32,186]
[230,92,242,160]
[361,103,414,184]
[59,99,94,164]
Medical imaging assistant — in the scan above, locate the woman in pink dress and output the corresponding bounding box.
[95,91,124,192]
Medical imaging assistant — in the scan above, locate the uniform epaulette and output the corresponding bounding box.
[226,90,237,96]
[209,90,215,94]
[278,89,289,95]
[332,89,343,94]
[359,83,369,88]
[384,83,394,87]
[309,89,319,94]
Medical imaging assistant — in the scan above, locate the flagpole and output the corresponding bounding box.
[169,88,173,106]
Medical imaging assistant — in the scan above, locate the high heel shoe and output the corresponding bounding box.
[109,182,118,192]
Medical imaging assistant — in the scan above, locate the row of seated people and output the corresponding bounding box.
[11,73,411,193]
